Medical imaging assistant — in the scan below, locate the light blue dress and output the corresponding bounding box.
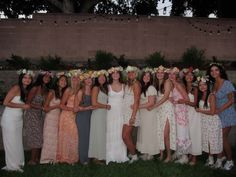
[215,80,236,128]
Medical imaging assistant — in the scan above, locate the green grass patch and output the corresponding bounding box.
[0,151,235,177]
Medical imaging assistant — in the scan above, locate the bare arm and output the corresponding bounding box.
[216,92,234,114]
[43,91,59,113]
[60,88,73,111]
[130,82,141,124]
[196,94,215,115]
[175,83,190,102]
[3,85,30,109]
[179,87,198,107]
[139,95,156,109]
[91,87,109,109]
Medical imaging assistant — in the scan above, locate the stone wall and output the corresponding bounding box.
[0,13,236,61]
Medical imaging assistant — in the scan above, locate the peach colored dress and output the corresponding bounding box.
[56,94,78,164]
[40,96,60,164]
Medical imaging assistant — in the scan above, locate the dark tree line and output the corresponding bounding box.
[0,0,235,18]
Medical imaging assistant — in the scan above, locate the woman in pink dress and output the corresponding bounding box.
[169,67,191,164]
[40,73,68,164]
[56,70,80,164]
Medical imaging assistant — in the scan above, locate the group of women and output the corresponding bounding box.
[1,63,236,173]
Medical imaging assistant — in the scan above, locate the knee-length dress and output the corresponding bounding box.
[40,96,60,164]
[88,91,108,160]
[172,88,191,155]
[199,100,223,154]
[157,91,176,151]
[123,85,140,127]
[24,94,44,149]
[137,86,160,155]
[106,85,129,164]
[1,96,24,171]
[187,93,202,156]
[76,95,92,164]
[215,80,236,128]
[57,94,78,164]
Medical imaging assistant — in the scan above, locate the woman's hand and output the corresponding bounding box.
[129,117,135,125]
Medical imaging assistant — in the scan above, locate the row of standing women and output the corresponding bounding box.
[1,63,236,172]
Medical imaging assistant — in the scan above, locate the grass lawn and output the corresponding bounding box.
[0,150,236,177]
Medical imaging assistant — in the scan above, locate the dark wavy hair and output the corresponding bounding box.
[183,72,197,93]
[154,72,168,94]
[33,73,52,93]
[93,75,108,94]
[206,63,228,83]
[197,81,211,109]
[18,73,33,102]
[140,72,153,97]
[108,71,123,84]
[53,75,68,99]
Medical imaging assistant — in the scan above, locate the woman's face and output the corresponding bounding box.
[22,74,32,87]
[168,72,177,81]
[58,76,67,89]
[43,74,51,84]
[143,72,150,84]
[210,66,220,79]
[111,71,120,81]
[98,74,106,85]
[71,76,79,87]
[156,70,164,80]
[127,71,136,80]
[185,72,194,83]
[199,81,208,92]
[84,77,93,86]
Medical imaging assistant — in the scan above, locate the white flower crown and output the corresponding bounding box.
[108,66,123,74]
[92,70,109,78]
[196,75,209,83]
[39,70,53,77]
[68,69,82,77]
[153,65,166,73]
[125,66,139,73]
[17,69,34,77]
[142,67,154,74]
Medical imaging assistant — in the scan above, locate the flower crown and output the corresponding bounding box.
[166,67,179,74]
[196,75,209,83]
[125,66,139,73]
[182,67,200,76]
[80,70,94,81]
[108,66,123,74]
[210,62,223,67]
[17,69,34,77]
[39,70,53,77]
[56,71,69,78]
[68,69,82,77]
[92,70,109,78]
[154,65,166,73]
[142,67,154,74]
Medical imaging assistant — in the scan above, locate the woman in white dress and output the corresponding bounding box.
[1,69,33,172]
[122,66,141,163]
[106,66,128,164]
[137,68,160,160]
[195,78,223,168]
[180,68,202,165]
[89,70,110,164]
[149,65,176,163]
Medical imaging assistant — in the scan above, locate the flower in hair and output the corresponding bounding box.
[80,70,94,81]
[108,66,123,74]
[39,70,53,77]
[125,66,139,73]
[196,75,209,83]
[92,70,109,78]
[68,69,82,77]
[154,65,166,73]
[56,71,69,78]
[17,69,35,77]
[142,67,154,74]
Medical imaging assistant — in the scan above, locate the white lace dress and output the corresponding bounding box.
[187,93,202,156]
[106,85,129,164]
[199,100,223,154]
[1,96,24,171]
